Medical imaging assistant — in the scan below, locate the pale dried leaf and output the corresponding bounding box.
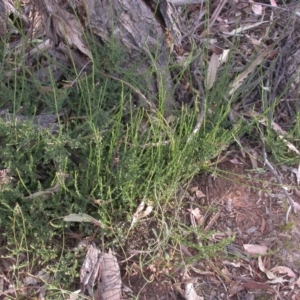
[140,204,153,218]
[190,208,204,226]
[219,49,230,65]
[246,34,262,47]
[189,186,205,198]
[190,207,201,219]
[80,243,102,294]
[258,256,277,280]
[195,189,206,199]
[206,53,219,90]
[68,290,80,300]
[229,44,274,96]
[251,2,263,15]
[292,200,300,212]
[224,21,268,36]
[0,169,12,185]
[244,244,268,255]
[229,157,243,165]
[270,266,296,278]
[24,276,38,285]
[98,249,122,300]
[185,282,204,300]
[260,217,266,233]
[189,186,199,194]
[297,163,300,185]
[129,201,153,231]
[136,201,146,214]
[223,260,241,267]
[270,0,277,6]
[225,198,232,212]
[221,267,231,278]
[268,277,287,284]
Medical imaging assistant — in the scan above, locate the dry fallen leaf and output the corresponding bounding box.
[292,200,300,212]
[0,169,12,185]
[243,244,268,255]
[269,0,277,6]
[195,189,206,199]
[246,34,263,47]
[127,201,153,235]
[98,250,122,300]
[270,266,296,278]
[80,244,121,300]
[225,198,232,212]
[219,49,230,65]
[188,186,206,198]
[190,207,204,226]
[229,43,275,96]
[68,291,81,300]
[224,21,268,37]
[250,0,263,15]
[80,243,102,295]
[229,157,243,165]
[258,256,277,280]
[185,282,204,300]
[260,217,266,233]
[206,53,219,90]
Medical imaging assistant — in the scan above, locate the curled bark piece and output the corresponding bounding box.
[80,244,121,300]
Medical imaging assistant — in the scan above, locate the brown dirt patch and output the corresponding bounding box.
[123,155,300,299]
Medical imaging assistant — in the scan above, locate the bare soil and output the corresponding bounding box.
[122,152,300,299]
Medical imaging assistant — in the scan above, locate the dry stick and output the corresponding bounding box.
[209,0,228,29]
[239,1,292,10]
[187,59,206,143]
[261,137,294,223]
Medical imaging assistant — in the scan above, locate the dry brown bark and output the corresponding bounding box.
[31,0,178,112]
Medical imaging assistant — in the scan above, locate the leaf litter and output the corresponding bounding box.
[79,243,121,300]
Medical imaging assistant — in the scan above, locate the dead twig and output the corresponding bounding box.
[187,59,206,142]
[209,0,227,29]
